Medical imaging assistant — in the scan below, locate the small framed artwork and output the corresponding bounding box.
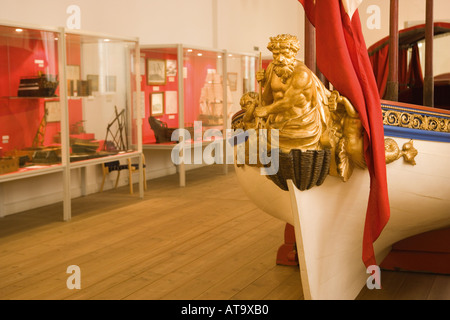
[66,65,80,96]
[166,59,177,77]
[87,74,99,92]
[227,72,238,91]
[45,101,61,122]
[105,75,117,92]
[150,92,164,116]
[165,91,178,114]
[147,59,166,85]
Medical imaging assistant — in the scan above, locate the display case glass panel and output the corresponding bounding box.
[65,32,139,162]
[140,46,179,144]
[226,51,258,127]
[0,24,62,177]
[141,45,228,145]
[184,47,225,142]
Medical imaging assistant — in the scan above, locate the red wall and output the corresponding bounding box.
[0,35,60,152]
[142,49,218,144]
[65,35,83,133]
[141,51,178,144]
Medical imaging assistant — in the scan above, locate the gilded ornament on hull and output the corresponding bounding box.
[382,107,450,133]
[384,138,418,165]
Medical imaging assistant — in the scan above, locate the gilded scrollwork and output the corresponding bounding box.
[382,107,450,133]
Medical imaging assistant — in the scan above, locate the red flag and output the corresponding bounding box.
[298,0,390,268]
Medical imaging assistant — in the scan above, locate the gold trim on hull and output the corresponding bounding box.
[382,105,450,133]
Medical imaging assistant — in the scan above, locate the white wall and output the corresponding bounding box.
[216,0,304,58]
[2,0,449,64]
[0,0,302,57]
[0,0,214,47]
[3,0,449,65]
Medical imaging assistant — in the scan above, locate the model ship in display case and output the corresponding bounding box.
[198,69,233,126]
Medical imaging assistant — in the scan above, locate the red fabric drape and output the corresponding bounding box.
[298,0,390,268]
[369,43,424,99]
[369,45,389,97]
[408,44,424,88]
[398,47,409,92]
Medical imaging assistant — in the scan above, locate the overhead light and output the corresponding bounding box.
[104,38,110,42]
[15,28,23,32]
[197,53,202,56]
[228,54,233,57]
[187,49,193,52]
[217,55,222,58]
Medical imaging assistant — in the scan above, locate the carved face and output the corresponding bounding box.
[241,97,256,111]
[271,46,296,83]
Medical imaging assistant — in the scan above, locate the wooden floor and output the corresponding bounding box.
[0,164,449,300]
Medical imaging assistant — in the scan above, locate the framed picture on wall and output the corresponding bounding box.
[147,59,166,85]
[165,91,178,114]
[166,59,177,77]
[227,72,238,91]
[87,74,99,92]
[66,65,80,96]
[105,75,117,92]
[150,92,164,116]
[45,101,61,122]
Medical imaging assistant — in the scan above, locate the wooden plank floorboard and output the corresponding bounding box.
[262,271,304,300]
[427,275,450,300]
[85,211,273,300]
[121,220,283,300]
[230,264,301,300]
[1,200,262,299]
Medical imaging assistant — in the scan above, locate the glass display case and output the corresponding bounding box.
[0,21,143,220]
[0,23,63,180]
[140,44,258,145]
[140,44,258,185]
[141,45,226,145]
[140,45,179,144]
[64,30,141,164]
[140,45,258,145]
[225,50,259,128]
[61,29,143,220]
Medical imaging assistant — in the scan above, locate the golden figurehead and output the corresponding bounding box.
[232,34,416,187]
[234,34,367,184]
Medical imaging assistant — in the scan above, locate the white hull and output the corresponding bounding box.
[234,136,450,300]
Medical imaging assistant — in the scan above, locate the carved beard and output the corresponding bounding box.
[274,62,295,84]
